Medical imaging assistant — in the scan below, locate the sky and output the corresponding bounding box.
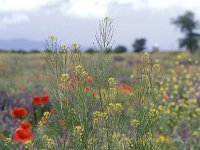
[1,0,200,51]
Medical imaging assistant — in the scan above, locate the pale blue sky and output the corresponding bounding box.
[1,0,200,50]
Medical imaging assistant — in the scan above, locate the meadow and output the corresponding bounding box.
[0,18,200,150]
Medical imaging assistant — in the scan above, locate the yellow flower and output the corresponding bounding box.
[42,135,55,147]
[93,111,108,124]
[156,135,171,143]
[73,126,84,137]
[108,77,116,85]
[131,119,140,126]
[61,73,69,82]
[43,111,50,118]
[106,103,123,113]
[48,35,57,41]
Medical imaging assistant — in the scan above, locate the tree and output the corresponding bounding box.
[133,38,146,53]
[85,48,96,54]
[172,11,200,52]
[114,45,127,53]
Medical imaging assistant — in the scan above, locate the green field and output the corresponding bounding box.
[0,52,200,149]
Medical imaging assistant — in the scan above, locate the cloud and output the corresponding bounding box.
[0,13,30,28]
[1,0,200,18]
[0,0,60,12]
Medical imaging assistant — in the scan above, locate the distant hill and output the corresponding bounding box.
[0,38,44,51]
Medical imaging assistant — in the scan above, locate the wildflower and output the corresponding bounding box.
[149,108,158,116]
[84,86,90,92]
[153,64,160,71]
[59,119,65,126]
[32,95,49,105]
[24,140,33,148]
[43,111,50,118]
[20,122,32,130]
[73,126,84,138]
[156,135,171,143]
[106,103,123,113]
[86,75,94,83]
[93,111,108,124]
[116,83,132,95]
[162,91,168,100]
[131,119,140,126]
[108,77,116,85]
[141,52,150,62]
[72,43,78,48]
[13,128,32,143]
[61,73,69,82]
[104,16,110,21]
[82,71,88,77]
[61,43,67,49]
[48,35,57,41]
[75,65,82,72]
[4,137,13,146]
[41,95,49,104]
[11,107,27,118]
[42,135,55,147]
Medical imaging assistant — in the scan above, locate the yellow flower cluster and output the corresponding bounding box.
[75,65,88,77]
[131,119,140,126]
[112,132,131,146]
[24,140,33,149]
[42,135,55,147]
[43,111,50,118]
[4,137,13,146]
[141,52,150,62]
[156,135,171,143]
[149,108,158,117]
[61,73,69,82]
[73,126,84,138]
[108,77,116,85]
[106,102,123,113]
[93,111,108,125]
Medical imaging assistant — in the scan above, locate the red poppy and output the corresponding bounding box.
[11,107,28,117]
[13,128,32,143]
[20,122,32,130]
[32,96,40,104]
[116,83,132,95]
[32,95,49,105]
[41,95,49,104]
[84,86,90,91]
[86,76,94,83]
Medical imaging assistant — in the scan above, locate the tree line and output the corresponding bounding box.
[1,11,200,54]
[86,10,200,53]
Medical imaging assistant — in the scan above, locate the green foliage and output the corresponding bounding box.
[172,11,200,52]
[85,48,96,54]
[133,38,146,53]
[113,45,127,53]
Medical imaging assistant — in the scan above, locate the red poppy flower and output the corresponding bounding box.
[11,107,28,117]
[117,83,132,95]
[41,95,49,104]
[86,75,94,83]
[32,95,49,105]
[20,122,32,130]
[84,86,90,91]
[13,128,32,143]
[32,96,40,104]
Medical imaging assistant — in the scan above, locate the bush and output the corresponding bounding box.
[114,45,127,53]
